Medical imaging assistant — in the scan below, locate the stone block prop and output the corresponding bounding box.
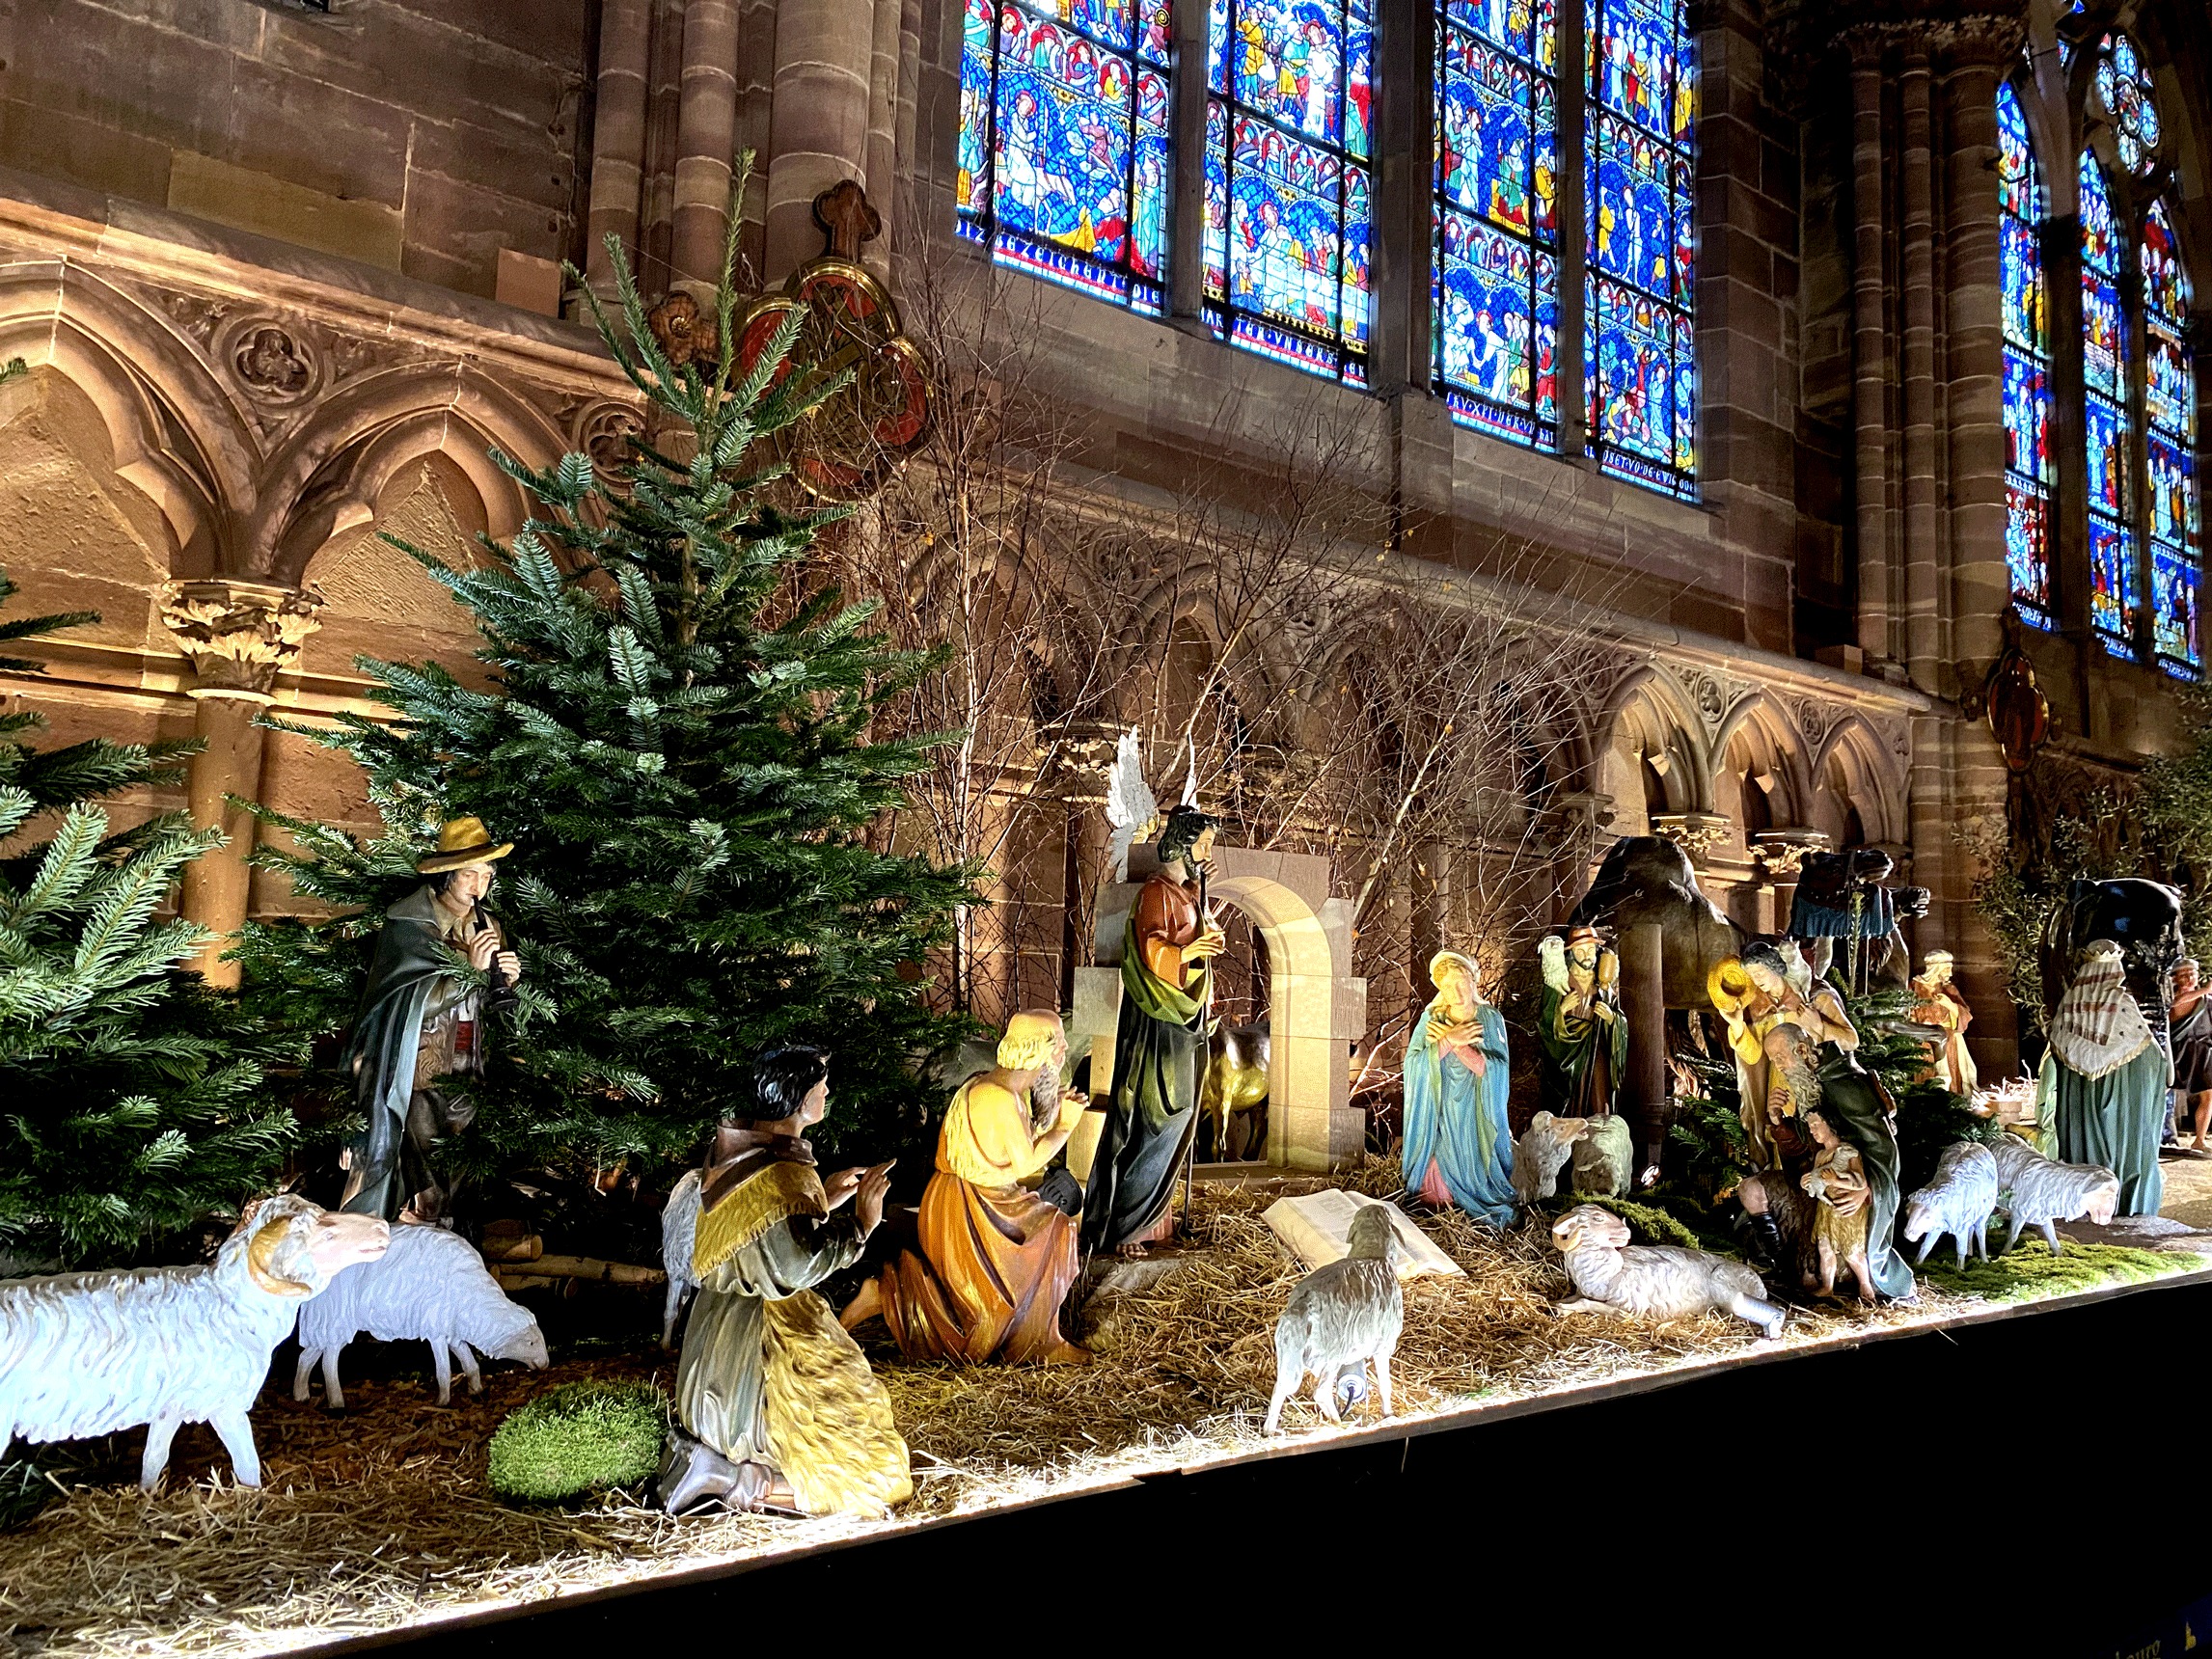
[1078,843,1368,1173]
[1262,1189,1463,1282]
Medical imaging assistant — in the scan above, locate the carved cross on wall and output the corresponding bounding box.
[813,180,882,262]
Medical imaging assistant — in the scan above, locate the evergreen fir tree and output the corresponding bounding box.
[0,563,298,1267]
[241,204,976,1192]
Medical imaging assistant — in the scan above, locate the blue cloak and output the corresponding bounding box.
[1402,998,1516,1226]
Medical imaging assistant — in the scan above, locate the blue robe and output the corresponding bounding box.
[1402,999,1515,1226]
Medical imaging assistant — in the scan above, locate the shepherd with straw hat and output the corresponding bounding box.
[339,818,523,1223]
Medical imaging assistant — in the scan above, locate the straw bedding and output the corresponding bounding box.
[1,1165,2198,1658]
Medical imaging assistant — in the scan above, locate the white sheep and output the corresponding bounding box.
[1550,1203,1785,1339]
[293,1222,548,1408]
[1901,1141,2001,1268]
[0,1195,389,1491]
[1570,1114,1636,1198]
[660,1168,702,1349]
[1513,1111,1588,1208]
[1264,1203,1404,1434]
[1987,1136,2120,1255]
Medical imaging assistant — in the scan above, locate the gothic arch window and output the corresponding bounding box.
[1433,0,1559,444]
[956,0,1173,313]
[2144,197,2199,672]
[1998,77,2054,624]
[1204,0,1375,381]
[1585,0,1698,498]
[2080,150,2137,650]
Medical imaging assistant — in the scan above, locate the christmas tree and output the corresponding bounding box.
[239,204,976,1195]
[0,558,298,1267]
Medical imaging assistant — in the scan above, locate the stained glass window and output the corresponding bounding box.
[2144,196,2199,674]
[1432,0,1559,446]
[2081,155,2137,650]
[1997,80,2052,626]
[2096,32,2161,177]
[957,0,1173,313]
[1204,0,1374,382]
[1586,0,1697,498]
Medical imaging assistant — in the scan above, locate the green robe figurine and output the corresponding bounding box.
[1536,927,1628,1116]
[2039,939,2166,1216]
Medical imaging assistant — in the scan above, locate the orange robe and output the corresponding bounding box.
[878,1075,1086,1363]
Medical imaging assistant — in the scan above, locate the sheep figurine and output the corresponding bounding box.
[294,1222,548,1409]
[1550,1204,1786,1339]
[1987,1135,2120,1255]
[1512,1111,1588,1208]
[660,1168,703,1348]
[0,1194,389,1492]
[1901,1141,2001,1268]
[1264,1203,1404,1434]
[1570,1114,1636,1198]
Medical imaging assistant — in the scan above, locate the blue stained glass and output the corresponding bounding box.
[2098,33,2161,176]
[2150,433,2196,547]
[959,0,1172,314]
[2083,273,2125,401]
[2091,517,2139,643]
[1997,76,2051,626]
[1434,0,1557,444]
[2081,155,2120,274]
[2087,395,2130,520]
[1206,0,1372,382]
[2150,325,2192,441]
[2000,216,2042,353]
[2144,196,2198,671]
[2008,481,2053,616]
[2004,353,2049,483]
[1585,0,1693,497]
[1996,79,2038,221]
[2144,198,2189,325]
[2155,542,2200,672]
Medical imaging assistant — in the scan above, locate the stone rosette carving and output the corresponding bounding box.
[160,579,325,700]
[574,399,646,479]
[222,318,321,405]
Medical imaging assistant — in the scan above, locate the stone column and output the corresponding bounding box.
[1847,27,1893,663]
[1943,27,2017,677]
[863,0,902,278]
[1624,921,1667,1171]
[638,0,687,283]
[1553,0,1587,454]
[159,581,324,989]
[1899,38,1943,692]
[1167,0,1210,326]
[585,0,654,297]
[764,0,875,282]
[1369,0,1426,393]
[671,0,741,297]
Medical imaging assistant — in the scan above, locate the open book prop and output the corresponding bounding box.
[1262,1190,1464,1282]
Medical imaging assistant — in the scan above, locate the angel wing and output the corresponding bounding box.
[1538,933,1570,994]
[1104,727,1159,884]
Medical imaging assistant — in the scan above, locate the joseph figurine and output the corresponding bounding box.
[340,817,522,1223]
[1082,804,1225,1257]
[1536,926,1628,1116]
[660,1047,911,1516]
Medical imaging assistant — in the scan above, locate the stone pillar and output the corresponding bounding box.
[1553,0,1587,454]
[1847,28,1893,663]
[1369,0,1426,392]
[1167,0,1209,326]
[1624,921,1667,1172]
[638,0,687,283]
[671,0,741,297]
[159,581,324,989]
[1944,29,2016,676]
[1899,40,1942,692]
[585,0,654,297]
[764,0,875,283]
[863,0,901,278]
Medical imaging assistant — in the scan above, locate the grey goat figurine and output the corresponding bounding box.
[1264,1203,1405,1434]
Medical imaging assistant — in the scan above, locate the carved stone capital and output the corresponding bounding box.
[160,579,326,701]
[1652,810,1733,861]
[1751,827,1833,877]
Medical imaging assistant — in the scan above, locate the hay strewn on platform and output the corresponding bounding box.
[0,1163,2200,1658]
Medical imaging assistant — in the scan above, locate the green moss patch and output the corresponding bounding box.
[486,1380,668,1504]
[1566,1192,1707,1250]
[1915,1241,2198,1304]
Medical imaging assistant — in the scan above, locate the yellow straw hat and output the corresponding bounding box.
[418,816,515,874]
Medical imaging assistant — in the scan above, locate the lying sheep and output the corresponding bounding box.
[1513,1111,1588,1208]
[1550,1204,1785,1339]
[660,1169,703,1348]
[1987,1136,2120,1255]
[1570,1114,1636,1198]
[1902,1141,2001,1268]
[1264,1203,1403,1434]
[294,1222,547,1408]
[0,1195,388,1491]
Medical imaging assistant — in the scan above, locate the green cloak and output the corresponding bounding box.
[1081,912,1211,1253]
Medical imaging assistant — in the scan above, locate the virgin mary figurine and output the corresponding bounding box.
[1402,949,1515,1226]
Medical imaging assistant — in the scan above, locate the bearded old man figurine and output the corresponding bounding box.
[660,1047,910,1516]
[340,817,522,1224]
[1083,804,1225,1258]
[1536,927,1627,1117]
[1911,950,1978,1098]
[2039,939,2166,1216]
[845,1010,1089,1363]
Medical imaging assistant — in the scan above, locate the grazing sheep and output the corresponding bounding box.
[1570,1114,1636,1198]
[1513,1111,1588,1208]
[1550,1204,1785,1339]
[0,1195,389,1491]
[660,1168,703,1348]
[294,1223,548,1408]
[1264,1203,1404,1434]
[1986,1136,2120,1255]
[1901,1141,2001,1268]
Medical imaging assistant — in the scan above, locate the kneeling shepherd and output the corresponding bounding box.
[660,1047,912,1517]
